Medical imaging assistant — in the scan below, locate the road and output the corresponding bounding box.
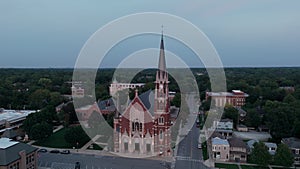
[174,93,210,169]
[38,152,169,169]
[175,123,210,169]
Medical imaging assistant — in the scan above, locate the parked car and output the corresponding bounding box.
[75,162,80,169]
[49,150,60,153]
[61,150,70,154]
[38,148,47,153]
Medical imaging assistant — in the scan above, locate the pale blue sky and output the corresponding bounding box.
[0,0,299,68]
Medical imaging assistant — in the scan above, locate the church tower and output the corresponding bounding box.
[154,33,171,156]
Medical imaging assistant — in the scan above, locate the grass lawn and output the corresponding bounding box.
[202,141,209,160]
[241,165,271,169]
[33,128,73,148]
[215,163,239,169]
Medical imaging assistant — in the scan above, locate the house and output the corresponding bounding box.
[247,140,277,155]
[213,119,233,138]
[237,125,248,132]
[237,108,247,122]
[282,137,300,165]
[0,138,38,169]
[113,33,173,157]
[228,137,247,162]
[206,90,249,108]
[211,137,230,162]
[264,142,277,155]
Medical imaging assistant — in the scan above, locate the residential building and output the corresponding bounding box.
[264,142,277,155]
[228,137,247,162]
[211,137,230,162]
[206,90,249,107]
[236,125,248,132]
[247,140,277,155]
[113,34,172,157]
[0,138,38,169]
[213,119,233,138]
[282,137,300,165]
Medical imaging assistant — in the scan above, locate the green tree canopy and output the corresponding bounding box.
[273,143,294,167]
[29,122,53,140]
[223,105,239,126]
[249,142,272,166]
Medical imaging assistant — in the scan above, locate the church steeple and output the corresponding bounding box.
[154,31,169,113]
[158,33,166,72]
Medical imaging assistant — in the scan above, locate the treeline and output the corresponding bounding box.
[1,67,300,142]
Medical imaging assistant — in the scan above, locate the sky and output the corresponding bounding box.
[0,0,299,68]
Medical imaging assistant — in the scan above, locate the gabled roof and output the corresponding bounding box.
[282,137,300,149]
[1,129,18,139]
[228,137,247,148]
[212,137,229,146]
[0,138,37,165]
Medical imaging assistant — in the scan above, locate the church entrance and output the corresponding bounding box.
[124,142,128,152]
[135,143,140,152]
[146,144,151,153]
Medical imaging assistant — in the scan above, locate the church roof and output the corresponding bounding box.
[138,90,155,116]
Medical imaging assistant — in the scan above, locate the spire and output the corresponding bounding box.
[158,29,166,72]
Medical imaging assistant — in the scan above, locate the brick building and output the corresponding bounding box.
[113,34,172,157]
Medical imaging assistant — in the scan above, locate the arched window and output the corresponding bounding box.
[158,117,164,125]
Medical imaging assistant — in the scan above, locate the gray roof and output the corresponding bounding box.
[1,129,18,139]
[212,137,229,146]
[97,98,116,112]
[282,137,300,149]
[228,137,247,148]
[137,90,155,116]
[0,139,37,165]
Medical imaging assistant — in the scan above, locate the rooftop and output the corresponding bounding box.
[0,138,18,149]
[0,138,38,166]
[0,110,36,123]
[212,137,229,146]
[282,137,300,149]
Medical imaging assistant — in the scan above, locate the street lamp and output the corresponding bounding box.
[76,142,79,152]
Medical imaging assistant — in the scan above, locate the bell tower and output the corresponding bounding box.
[153,31,171,156]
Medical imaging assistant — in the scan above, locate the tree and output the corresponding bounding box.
[283,94,296,104]
[244,109,261,128]
[273,143,294,167]
[171,93,181,107]
[29,89,50,109]
[223,105,239,126]
[249,142,272,166]
[29,122,53,140]
[64,126,90,147]
[38,78,52,89]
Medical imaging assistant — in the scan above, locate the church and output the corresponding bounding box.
[113,33,172,157]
